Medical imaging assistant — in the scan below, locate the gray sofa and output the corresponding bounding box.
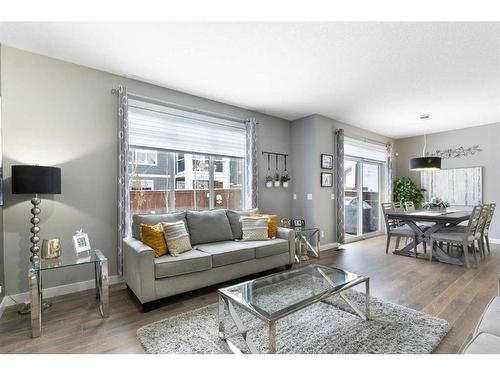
[463,276,500,353]
[123,209,295,310]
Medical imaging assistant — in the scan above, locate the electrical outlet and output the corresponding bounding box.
[321,231,325,238]
[307,193,313,200]
[331,193,335,200]
[293,193,297,200]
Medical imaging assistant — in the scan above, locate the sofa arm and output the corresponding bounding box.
[277,227,296,264]
[122,237,155,303]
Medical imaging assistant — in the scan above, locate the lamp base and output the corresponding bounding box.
[18,300,52,315]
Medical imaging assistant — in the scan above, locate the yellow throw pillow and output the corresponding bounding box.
[141,223,168,258]
[251,213,277,238]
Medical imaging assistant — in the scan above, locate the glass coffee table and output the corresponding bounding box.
[218,264,369,354]
[28,249,109,338]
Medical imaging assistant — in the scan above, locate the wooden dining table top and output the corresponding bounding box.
[386,209,472,223]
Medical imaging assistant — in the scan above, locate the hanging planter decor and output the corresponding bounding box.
[265,153,273,188]
[281,155,290,188]
[274,154,281,187]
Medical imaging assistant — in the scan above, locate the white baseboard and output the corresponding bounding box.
[488,238,500,244]
[0,275,123,317]
[319,242,340,251]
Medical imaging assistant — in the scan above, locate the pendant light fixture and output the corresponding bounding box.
[409,115,441,171]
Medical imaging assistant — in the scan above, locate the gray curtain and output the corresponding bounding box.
[117,85,130,275]
[335,129,345,244]
[245,118,258,209]
[386,143,394,203]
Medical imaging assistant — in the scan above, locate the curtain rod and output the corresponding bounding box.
[344,133,390,147]
[112,89,254,125]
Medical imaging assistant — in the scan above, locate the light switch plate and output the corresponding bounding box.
[307,193,313,200]
[331,193,335,200]
[293,193,297,200]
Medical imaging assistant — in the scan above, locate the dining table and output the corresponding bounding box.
[385,209,472,266]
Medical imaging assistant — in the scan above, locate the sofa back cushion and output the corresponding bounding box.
[226,209,259,240]
[132,212,187,240]
[186,209,233,245]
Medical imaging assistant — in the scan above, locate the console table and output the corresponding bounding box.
[29,249,109,338]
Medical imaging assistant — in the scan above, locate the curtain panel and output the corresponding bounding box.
[245,117,258,209]
[334,129,345,244]
[386,143,394,203]
[117,86,130,276]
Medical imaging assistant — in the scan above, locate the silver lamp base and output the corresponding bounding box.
[18,300,52,315]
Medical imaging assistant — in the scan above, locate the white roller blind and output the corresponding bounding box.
[344,137,388,162]
[128,99,247,158]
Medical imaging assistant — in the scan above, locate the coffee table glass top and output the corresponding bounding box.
[30,249,106,272]
[219,264,362,320]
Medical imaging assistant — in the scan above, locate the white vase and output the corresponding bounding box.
[266,181,273,188]
[274,181,281,188]
[283,181,289,188]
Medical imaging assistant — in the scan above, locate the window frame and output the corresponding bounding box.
[133,149,158,166]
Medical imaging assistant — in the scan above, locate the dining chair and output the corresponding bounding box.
[382,202,417,255]
[429,205,482,268]
[404,201,416,211]
[483,203,496,254]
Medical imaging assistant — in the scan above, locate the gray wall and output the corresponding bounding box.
[0,46,292,295]
[291,114,393,245]
[394,122,500,238]
[0,45,4,303]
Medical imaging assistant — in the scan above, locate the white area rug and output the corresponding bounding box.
[137,290,450,354]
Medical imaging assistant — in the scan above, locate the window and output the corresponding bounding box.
[127,99,247,215]
[130,149,157,165]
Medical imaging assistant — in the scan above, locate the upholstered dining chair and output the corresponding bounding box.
[429,205,483,268]
[382,202,417,255]
[404,201,416,211]
[483,203,496,254]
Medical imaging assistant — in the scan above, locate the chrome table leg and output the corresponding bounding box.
[29,269,41,338]
[95,257,109,318]
[268,321,277,354]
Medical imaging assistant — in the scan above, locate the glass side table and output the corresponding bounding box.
[28,249,109,338]
[292,227,320,262]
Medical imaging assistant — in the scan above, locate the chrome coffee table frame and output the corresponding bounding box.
[29,249,109,338]
[218,265,370,354]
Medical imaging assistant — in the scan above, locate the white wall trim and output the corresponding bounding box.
[320,242,340,251]
[0,275,123,317]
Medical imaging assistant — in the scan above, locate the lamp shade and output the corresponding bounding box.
[12,165,61,194]
[409,157,442,171]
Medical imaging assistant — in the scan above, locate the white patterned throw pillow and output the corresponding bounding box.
[240,216,270,241]
[161,221,192,256]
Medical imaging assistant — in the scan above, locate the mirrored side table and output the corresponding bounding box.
[293,227,320,262]
[29,249,109,338]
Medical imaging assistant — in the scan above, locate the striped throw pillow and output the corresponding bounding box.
[240,216,270,241]
[250,213,278,238]
[161,221,192,256]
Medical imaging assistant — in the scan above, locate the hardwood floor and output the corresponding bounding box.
[1,235,499,354]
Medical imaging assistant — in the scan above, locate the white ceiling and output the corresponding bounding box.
[0,22,499,138]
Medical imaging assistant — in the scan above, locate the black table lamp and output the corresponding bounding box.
[12,165,61,264]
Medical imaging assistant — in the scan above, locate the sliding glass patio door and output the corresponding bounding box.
[344,157,383,241]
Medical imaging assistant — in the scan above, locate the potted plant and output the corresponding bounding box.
[422,197,450,211]
[265,175,273,188]
[393,176,425,207]
[280,173,290,188]
[274,172,281,188]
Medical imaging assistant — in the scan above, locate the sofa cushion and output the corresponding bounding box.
[154,250,212,279]
[241,238,289,259]
[186,209,233,246]
[226,209,259,240]
[132,212,187,240]
[196,241,255,267]
[463,333,500,354]
[476,296,500,337]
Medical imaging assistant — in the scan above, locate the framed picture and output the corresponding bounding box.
[321,172,333,187]
[292,219,305,228]
[72,231,91,253]
[321,154,333,169]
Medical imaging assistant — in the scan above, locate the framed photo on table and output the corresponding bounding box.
[321,154,333,169]
[321,172,333,187]
[73,230,91,254]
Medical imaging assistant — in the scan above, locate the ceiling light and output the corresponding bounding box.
[409,117,441,171]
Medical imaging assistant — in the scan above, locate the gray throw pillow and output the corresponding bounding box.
[186,209,234,246]
[132,212,187,241]
[226,208,259,240]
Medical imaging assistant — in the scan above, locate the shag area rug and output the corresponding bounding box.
[137,290,450,354]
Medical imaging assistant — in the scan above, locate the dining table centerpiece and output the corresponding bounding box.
[422,197,450,211]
